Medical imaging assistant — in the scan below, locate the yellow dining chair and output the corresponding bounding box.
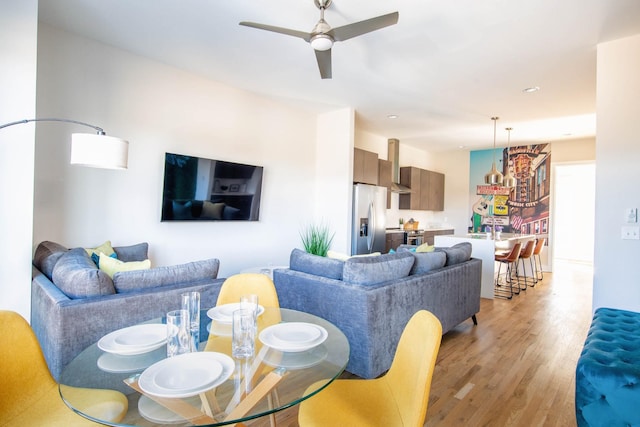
[215,273,280,308]
[298,310,442,427]
[0,310,128,426]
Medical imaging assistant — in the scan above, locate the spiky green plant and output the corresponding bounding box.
[300,223,335,257]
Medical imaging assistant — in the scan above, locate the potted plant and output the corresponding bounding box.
[300,222,335,257]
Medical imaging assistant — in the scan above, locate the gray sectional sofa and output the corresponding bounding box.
[273,244,482,379]
[31,241,224,380]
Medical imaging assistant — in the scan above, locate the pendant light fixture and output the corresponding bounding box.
[484,117,503,185]
[503,127,517,188]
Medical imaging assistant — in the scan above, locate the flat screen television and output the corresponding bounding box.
[161,152,263,221]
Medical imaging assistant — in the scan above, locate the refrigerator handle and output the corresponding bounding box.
[368,201,375,252]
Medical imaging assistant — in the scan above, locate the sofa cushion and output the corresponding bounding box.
[99,253,151,279]
[52,248,116,298]
[410,251,447,275]
[33,241,68,280]
[113,242,149,262]
[113,258,220,293]
[290,248,343,280]
[342,252,414,285]
[435,242,472,266]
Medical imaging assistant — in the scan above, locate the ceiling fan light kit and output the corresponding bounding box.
[239,0,399,79]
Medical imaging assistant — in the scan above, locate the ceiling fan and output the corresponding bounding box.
[239,0,399,79]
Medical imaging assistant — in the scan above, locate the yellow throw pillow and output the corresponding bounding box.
[98,252,151,279]
[416,243,435,253]
[84,240,115,258]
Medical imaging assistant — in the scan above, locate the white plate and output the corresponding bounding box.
[259,323,328,352]
[263,345,328,370]
[98,324,167,356]
[206,303,265,324]
[97,347,165,373]
[270,322,322,346]
[139,352,234,398]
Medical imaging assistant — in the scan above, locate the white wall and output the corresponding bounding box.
[33,24,336,277]
[0,0,38,320]
[316,109,355,254]
[594,34,640,312]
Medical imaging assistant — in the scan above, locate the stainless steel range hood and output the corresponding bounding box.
[388,138,412,194]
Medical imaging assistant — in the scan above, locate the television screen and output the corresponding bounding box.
[161,152,263,221]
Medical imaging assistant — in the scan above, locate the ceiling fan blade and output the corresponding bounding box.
[329,11,399,42]
[315,49,332,79]
[239,21,312,42]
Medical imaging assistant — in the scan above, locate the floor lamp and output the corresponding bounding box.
[0,118,129,169]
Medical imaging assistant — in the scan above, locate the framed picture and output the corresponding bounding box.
[229,184,240,192]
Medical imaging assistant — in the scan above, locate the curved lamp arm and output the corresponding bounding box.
[0,118,104,134]
[0,117,128,170]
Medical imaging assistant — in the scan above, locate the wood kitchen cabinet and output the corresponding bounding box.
[385,231,405,253]
[423,229,454,245]
[399,166,445,211]
[353,148,379,185]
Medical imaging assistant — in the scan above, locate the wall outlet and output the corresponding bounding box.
[621,226,640,240]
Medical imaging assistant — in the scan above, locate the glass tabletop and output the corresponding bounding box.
[59,308,349,426]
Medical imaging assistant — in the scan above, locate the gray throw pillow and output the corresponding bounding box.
[113,242,149,262]
[410,251,447,275]
[52,248,116,298]
[343,252,414,285]
[113,258,220,293]
[435,242,472,266]
[33,241,68,280]
[289,248,344,280]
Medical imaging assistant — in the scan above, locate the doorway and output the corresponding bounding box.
[552,163,596,265]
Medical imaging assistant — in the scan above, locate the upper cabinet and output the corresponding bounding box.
[353,148,379,185]
[399,166,445,211]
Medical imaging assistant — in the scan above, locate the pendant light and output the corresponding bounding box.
[484,117,503,185]
[503,127,517,188]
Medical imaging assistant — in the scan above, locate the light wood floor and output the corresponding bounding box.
[248,260,593,427]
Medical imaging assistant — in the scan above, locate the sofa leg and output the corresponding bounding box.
[472,314,478,325]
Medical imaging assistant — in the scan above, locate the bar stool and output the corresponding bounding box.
[533,237,546,281]
[495,242,522,299]
[517,239,536,288]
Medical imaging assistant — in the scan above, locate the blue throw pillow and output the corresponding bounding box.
[91,251,117,267]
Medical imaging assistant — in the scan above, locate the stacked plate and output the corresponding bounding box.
[259,322,328,353]
[138,352,234,398]
[98,324,167,356]
[206,303,265,324]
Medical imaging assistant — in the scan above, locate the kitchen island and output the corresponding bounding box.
[435,233,536,299]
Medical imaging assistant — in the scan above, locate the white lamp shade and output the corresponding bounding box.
[70,133,128,169]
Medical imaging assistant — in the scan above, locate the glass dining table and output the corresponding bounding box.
[59,308,349,426]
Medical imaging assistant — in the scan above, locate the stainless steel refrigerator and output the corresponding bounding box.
[352,184,387,255]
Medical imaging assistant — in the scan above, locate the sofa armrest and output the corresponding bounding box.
[31,267,224,381]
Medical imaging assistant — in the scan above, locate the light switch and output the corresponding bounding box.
[625,208,638,223]
[621,226,640,240]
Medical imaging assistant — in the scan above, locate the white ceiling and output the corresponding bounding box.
[38,0,640,152]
